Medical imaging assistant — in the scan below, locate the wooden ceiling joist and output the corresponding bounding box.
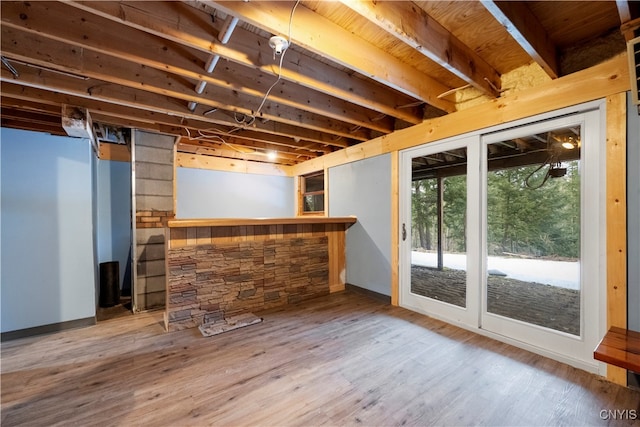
[1,90,317,165]
[1,29,374,144]
[0,1,397,137]
[620,17,640,42]
[1,117,66,136]
[481,0,559,79]
[0,1,625,167]
[204,0,455,113]
[177,131,318,159]
[0,106,61,127]
[0,82,332,159]
[0,62,357,151]
[339,0,501,97]
[62,0,427,125]
[177,141,310,165]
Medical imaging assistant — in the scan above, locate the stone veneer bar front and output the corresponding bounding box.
[165,217,356,331]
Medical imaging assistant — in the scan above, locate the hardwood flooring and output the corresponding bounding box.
[1,291,638,426]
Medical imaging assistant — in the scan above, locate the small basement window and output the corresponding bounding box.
[300,171,325,214]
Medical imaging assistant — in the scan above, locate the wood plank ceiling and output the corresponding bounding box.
[1,1,638,166]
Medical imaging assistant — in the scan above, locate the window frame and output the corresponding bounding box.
[298,170,325,216]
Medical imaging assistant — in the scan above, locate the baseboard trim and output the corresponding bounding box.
[1,317,96,342]
[345,283,391,304]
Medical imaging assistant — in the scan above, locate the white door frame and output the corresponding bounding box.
[399,101,607,373]
[479,110,604,370]
[400,134,481,329]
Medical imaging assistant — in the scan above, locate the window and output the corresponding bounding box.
[299,171,324,214]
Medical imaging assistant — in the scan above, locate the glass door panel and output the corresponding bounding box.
[479,111,604,367]
[411,158,468,308]
[485,126,581,335]
[401,109,603,369]
[401,135,479,328]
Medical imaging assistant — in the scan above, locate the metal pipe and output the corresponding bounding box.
[191,16,239,109]
[204,55,221,74]
[195,80,208,94]
[218,16,239,43]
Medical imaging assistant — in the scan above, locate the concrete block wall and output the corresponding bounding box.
[134,130,176,310]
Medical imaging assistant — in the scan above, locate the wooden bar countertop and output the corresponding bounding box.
[593,327,640,373]
[168,216,357,228]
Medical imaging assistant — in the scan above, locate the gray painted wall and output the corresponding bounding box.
[329,154,392,296]
[1,128,96,332]
[628,95,640,332]
[97,159,131,291]
[176,167,295,218]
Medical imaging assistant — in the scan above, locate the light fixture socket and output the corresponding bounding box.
[269,36,289,57]
[549,166,567,178]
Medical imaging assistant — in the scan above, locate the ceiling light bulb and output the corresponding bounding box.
[561,141,575,149]
[267,150,277,161]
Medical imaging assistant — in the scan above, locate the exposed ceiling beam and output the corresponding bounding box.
[621,17,640,42]
[1,84,332,158]
[0,117,66,136]
[0,1,396,136]
[202,0,455,113]
[0,66,352,150]
[62,0,427,124]
[617,0,640,41]
[617,0,632,23]
[1,88,325,165]
[0,53,362,147]
[339,0,501,97]
[177,141,307,165]
[0,106,63,129]
[481,0,559,79]
[1,28,374,144]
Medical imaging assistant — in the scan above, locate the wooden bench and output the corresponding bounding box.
[594,327,640,372]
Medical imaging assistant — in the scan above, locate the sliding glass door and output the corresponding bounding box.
[479,113,602,363]
[400,135,480,327]
[400,108,604,369]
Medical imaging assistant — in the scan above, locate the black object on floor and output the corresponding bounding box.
[99,261,120,307]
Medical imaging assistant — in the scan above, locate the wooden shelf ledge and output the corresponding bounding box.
[168,216,357,228]
[594,327,640,373]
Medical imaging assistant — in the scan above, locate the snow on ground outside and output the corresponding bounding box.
[411,251,579,290]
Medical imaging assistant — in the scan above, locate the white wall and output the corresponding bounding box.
[329,154,392,296]
[97,159,131,291]
[1,128,96,332]
[176,167,294,218]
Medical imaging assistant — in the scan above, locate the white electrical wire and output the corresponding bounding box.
[183,127,258,155]
[181,1,301,159]
[249,0,301,122]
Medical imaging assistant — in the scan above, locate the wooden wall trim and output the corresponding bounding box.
[176,152,294,176]
[327,223,347,293]
[291,53,630,176]
[98,142,130,162]
[605,92,628,386]
[390,150,399,306]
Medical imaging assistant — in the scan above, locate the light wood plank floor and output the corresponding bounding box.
[2,291,638,426]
